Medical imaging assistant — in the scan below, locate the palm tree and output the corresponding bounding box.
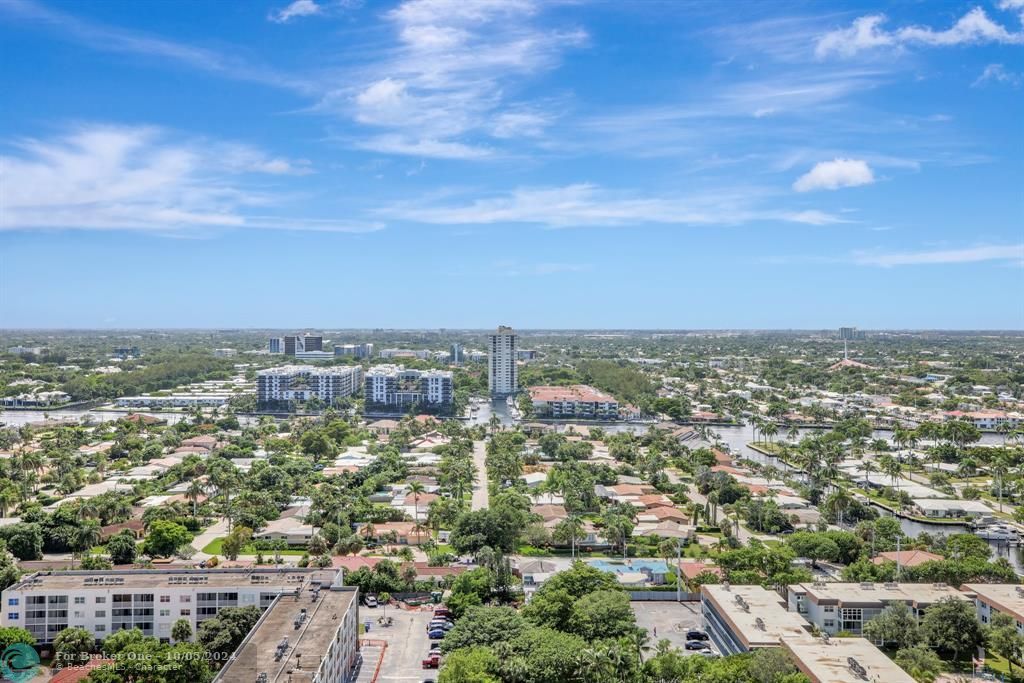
[628,629,651,667]
[860,458,876,488]
[761,421,779,445]
[991,452,1010,512]
[879,454,902,490]
[787,425,800,444]
[186,480,205,518]
[71,521,102,569]
[0,485,17,517]
[408,481,427,544]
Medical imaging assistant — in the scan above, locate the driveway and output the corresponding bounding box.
[189,518,228,560]
[471,440,489,511]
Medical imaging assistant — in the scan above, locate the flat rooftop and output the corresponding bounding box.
[215,587,358,683]
[791,581,967,607]
[702,584,813,649]
[7,568,338,592]
[782,637,916,683]
[962,583,1024,622]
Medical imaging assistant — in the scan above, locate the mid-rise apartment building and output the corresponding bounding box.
[528,384,620,419]
[787,581,967,636]
[213,584,360,683]
[781,636,916,683]
[450,343,463,365]
[488,325,518,397]
[284,335,324,356]
[701,584,813,655]
[269,337,283,354]
[963,583,1024,632]
[333,343,374,359]
[378,348,431,360]
[257,365,363,406]
[1,568,340,645]
[364,365,453,410]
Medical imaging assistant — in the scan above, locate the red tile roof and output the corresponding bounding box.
[528,384,618,404]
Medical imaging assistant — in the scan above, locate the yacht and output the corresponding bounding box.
[975,523,1020,541]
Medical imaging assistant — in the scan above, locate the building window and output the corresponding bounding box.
[95,611,106,618]
[160,596,171,603]
[74,597,86,605]
[96,625,106,633]
[159,609,170,617]
[179,596,191,603]
[823,606,835,613]
[7,613,18,620]
[95,597,106,604]
[180,609,191,616]
[7,598,18,606]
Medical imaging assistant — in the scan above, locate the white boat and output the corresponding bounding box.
[975,524,1020,541]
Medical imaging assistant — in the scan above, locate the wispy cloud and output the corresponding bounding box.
[0,0,316,93]
[378,183,847,228]
[816,9,1024,59]
[0,125,381,234]
[269,0,323,23]
[973,63,1023,87]
[853,244,1024,267]
[793,158,875,192]
[318,0,586,158]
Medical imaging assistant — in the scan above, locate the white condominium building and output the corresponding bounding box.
[488,325,518,397]
[257,365,364,405]
[787,581,968,636]
[1,568,340,644]
[364,365,453,409]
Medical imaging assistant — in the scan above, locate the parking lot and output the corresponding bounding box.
[371,606,441,682]
[630,601,713,655]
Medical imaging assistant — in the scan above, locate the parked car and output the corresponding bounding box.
[364,595,378,608]
[422,655,441,669]
[427,620,453,631]
[427,629,446,639]
[685,630,709,641]
[685,640,708,650]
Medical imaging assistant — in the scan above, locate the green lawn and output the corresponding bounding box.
[201,537,307,556]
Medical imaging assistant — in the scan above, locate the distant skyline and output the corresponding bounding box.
[0,0,1022,329]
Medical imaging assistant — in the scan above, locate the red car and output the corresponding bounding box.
[422,655,441,669]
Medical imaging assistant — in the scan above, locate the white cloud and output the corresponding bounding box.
[269,0,322,23]
[793,158,875,192]
[853,244,1024,267]
[973,63,1023,87]
[815,15,896,59]
[354,135,492,160]
[0,124,379,233]
[492,111,551,138]
[816,8,1024,58]
[323,0,585,157]
[0,0,315,93]
[379,183,846,228]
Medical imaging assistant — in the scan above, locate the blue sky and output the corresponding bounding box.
[0,0,1021,329]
